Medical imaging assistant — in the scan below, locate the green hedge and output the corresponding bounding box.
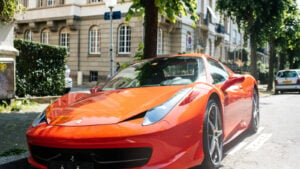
[14,39,67,96]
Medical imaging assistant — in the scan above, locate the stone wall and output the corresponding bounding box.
[0,22,19,99]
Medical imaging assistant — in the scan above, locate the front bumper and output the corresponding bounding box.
[27,118,204,169]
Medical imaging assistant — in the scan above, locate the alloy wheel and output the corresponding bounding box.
[252,90,259,129]
[207,103,223,165]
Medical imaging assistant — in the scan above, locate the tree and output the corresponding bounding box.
[217,0,275,79]
[276,1,300,70]
[258,0,291,91]
[123,0,199,59]
[0,0,20,22]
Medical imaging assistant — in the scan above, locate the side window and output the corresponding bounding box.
[290,71,297,77]
[277,72,282,77]
[207,58,229,84]
[198,58,206,82]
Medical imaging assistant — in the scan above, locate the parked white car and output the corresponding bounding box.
[275,69,300,94]
[65,65,72,93]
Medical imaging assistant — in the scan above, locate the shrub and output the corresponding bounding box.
[14,39,67,96]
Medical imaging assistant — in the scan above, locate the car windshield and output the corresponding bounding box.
[102,57,204,90]
[277,71,298,78]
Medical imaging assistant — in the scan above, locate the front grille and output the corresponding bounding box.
[29,144,152,168]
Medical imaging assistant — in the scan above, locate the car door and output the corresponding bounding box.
[206,58,245,140]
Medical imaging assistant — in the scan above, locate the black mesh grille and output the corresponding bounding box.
[29,144,152,168]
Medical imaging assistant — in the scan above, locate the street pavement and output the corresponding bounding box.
[221,92,300,169]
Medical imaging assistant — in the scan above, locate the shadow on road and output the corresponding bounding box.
[190,130,255,169]
[0,112,39,154]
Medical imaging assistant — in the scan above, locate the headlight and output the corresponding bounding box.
[32,111,46,127]
[142,88,192,126]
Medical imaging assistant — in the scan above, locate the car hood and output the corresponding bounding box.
[46,86,189,126]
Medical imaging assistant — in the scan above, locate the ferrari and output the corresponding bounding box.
[27,54,259,169]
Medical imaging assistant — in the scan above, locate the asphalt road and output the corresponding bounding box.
[220,92,300,169]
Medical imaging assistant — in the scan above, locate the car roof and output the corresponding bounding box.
[278,69,300,72]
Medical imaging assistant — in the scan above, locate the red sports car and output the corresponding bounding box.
[27,54,259,169]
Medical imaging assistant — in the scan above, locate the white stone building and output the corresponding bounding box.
[15,0,244,84]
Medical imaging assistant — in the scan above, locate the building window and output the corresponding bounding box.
[24,30,32,41]
[39,0,43,7]
[89,0,101,3]
[89,71,98,82]
[118,25,131,54]
[41,29,50,44]
[89,26,101,54]
[60,28,70,51]
[186,31,192,51]
[21,0,28,7]
[47,0,55,6]
[157,28,163,55]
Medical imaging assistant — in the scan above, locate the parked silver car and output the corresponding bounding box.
[275,69,300,94]
[65,65,72,93]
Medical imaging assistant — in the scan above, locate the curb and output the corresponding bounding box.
[15,96,60,104]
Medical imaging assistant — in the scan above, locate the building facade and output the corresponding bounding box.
[195,0,244,62]
[15,0,243,85]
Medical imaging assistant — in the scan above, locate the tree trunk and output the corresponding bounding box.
[288,50,293,68]
[290,50,298,69]
[279,53,284,70]
[250,33,258,80]
[143,0,158,59]
[267,36,275,91]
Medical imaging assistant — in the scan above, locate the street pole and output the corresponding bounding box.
[109,6,114,77]
[104,0,117,77]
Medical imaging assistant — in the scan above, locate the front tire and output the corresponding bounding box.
[202,99,223,169]
[248,88,259,134]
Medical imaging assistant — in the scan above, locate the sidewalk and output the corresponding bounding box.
[258,84,273,97]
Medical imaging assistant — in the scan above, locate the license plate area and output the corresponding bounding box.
[283,80,292,84]
[48,161,94,169]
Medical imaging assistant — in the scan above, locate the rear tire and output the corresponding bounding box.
[248,89,259,134]
[275,90,279,95]
[202,99,223,169]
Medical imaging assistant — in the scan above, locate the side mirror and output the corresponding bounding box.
[221,75,245,91]
[90,86,100,94]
